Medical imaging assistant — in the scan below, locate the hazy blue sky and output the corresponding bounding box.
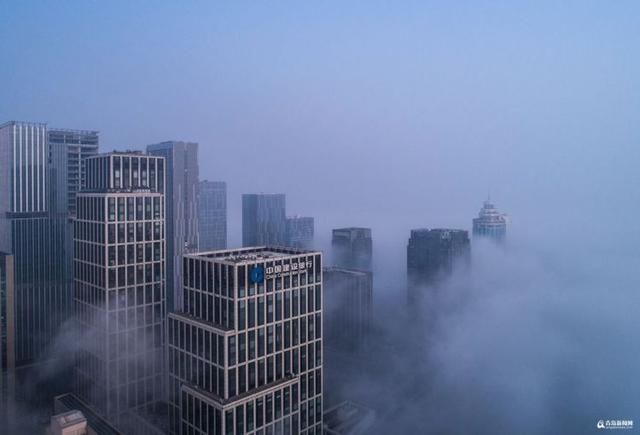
[3,4,640,432]
[1,1,639,247]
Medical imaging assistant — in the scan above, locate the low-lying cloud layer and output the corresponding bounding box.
[326,230,640,434]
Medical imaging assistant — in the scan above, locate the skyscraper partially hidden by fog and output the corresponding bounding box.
[287,216,314,249]
[0,121,72,382]
[331,228,372,271]
[74,152,166,430]
[323,268,372,350]
[242,194,287,247]
[198,180,227,251]
[167,247,323,435]
[147,141,199,312]
[407,229,470,301]
[472,200,507,242]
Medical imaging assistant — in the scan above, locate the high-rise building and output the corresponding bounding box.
[407,229,470,301]
[74,152,166,430]
[198,181,227,251]
[323,268,372,350]
[0,121,70,376]
[48,129,100,217]
[0,252,15,399]
[167,247,323,435]
[242,194,287,247]
[331,228,372,271]
[48,129,100,341]
[147,142,199,312]
[472,200,507,242]
[286,216,314,249]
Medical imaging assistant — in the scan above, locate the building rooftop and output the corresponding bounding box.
[54,393,122,435]
[323,401,376,435]
[51,410,86,428]
[0,120,47,128]
[474,200,507,223]
[410,228,468,237]
[188,246,319,264]
[323,267,371,277]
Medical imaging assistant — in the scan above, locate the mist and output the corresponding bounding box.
[324,227,640,434]
[1,1,639,434]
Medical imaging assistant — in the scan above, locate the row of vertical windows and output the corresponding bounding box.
[77,196,105,221]
[238,288,322,331]
[231,316,322,365]
[107,222,164,244]
[107,196,163,222]
[180,384,305,435]
[107,242,163,266]
[107,263,163,289]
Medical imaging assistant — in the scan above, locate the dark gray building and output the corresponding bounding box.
[331,228,372,271]
[242,194,287,247]
[147,142,199,313]
[168,247,323,435]
[0,121,70,377]
[198,180,227,251]
[472,200,507,242]
[323,268,372,350]
[407,229,470,301]
[286,216,314,249]
[74,152,166,431]
[0,252,14,401]
[48,129,100,337]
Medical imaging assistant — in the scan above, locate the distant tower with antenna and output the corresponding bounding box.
[472,198,507,242]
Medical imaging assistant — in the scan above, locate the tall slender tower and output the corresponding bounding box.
[286,216,314,249]
[472,200,507,242]
[331,228,372,271]
[242,194,287,247]
[407,228,470,302]
[0,121,69,379]
[198,180,227,251]
[73,152,166,430]
[147,142,199,313]
[168,247,323,435]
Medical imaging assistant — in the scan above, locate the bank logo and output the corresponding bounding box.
[597,419,633,430]
[249,265,265,284]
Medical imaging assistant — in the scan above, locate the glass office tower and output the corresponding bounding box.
[323,267,372,350]
[168,247,323,435]
[242,194,287,247]
[198,181,227,251]
[286,217,314,249]
[74,152,166,430]
[331,228,372,272]
[472,200,507,243]
[147,141,199,313]
[407,228,470,302]
[0,121,69,373]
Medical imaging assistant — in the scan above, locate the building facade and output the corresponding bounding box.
[472,200,507,242]
[0,252,15,401]
[73,152,166,430]
[0,121,70,375]
[147,142,199,313]
[407,229,470,301]
[331,228,372,271]
[286,217,314,249]
[48,129,100,217]
[242,194,287,247]
[323,268,372,350]
[198,181,227,251]
[168,247,323,435]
